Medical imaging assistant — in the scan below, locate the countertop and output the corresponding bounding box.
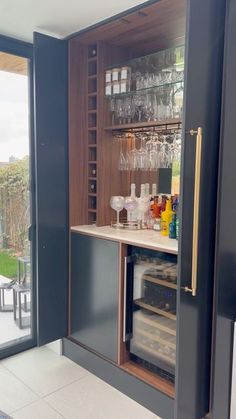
[71,225,178,255]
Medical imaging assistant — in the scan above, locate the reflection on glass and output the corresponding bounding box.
[130,250,177,382]
[0,52,32,349]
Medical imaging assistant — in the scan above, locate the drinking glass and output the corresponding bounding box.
[110,196,125,227]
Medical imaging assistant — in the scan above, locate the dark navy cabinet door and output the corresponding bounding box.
[175,0,226,418]
[211,0,236,417]
[70,233,119,363]
[34,32,68,345]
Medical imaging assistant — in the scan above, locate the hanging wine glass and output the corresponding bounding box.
[117,135,127,171]
[127,135,139,170]
[136,133,149,170]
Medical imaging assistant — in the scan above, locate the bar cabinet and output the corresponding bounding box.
[32,0,227,418]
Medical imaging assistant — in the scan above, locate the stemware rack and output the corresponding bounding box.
[108,120,182,135]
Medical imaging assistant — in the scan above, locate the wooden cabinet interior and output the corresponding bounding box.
[69,0,186,228]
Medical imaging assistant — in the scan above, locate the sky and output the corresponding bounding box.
[0,70,29,163]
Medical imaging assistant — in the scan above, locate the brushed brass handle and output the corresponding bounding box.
[183,127,202,297]
[123,256,128,342]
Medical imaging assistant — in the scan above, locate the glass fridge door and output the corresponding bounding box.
[130,250,177,383]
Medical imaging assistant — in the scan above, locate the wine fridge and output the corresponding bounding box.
[124,247,177,383]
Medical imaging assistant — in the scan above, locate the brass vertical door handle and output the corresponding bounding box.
[183,127,203,297]
[123,256,128,342]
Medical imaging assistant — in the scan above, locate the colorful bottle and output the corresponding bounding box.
[172,195,179,212]
[176,216,179,240]
[169,214,177,239]
[161,198,173,236]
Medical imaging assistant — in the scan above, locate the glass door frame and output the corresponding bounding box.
[0,34,37,359]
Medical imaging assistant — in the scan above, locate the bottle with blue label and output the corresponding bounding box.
[169,214,177,239]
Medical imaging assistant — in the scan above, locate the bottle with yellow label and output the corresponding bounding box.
[161,198,173,236]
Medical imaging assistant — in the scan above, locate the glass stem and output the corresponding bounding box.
[117,210,120,226]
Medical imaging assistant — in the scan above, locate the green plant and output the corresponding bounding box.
[0,250,17,278]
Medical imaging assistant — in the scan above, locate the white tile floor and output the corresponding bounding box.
[0,346,161,419]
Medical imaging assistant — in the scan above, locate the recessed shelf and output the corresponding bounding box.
[88,144,97,148]
[88,74,97,80]
[88,56,97,63]
[88,161,97,164]
[88,209,97,213]
[88,92,97,97]
[88,193,97,197]
[88,177,97,180]
[88,44,97,59]
[88,110,97,114]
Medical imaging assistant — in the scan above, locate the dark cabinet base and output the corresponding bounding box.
[63,337,174,419]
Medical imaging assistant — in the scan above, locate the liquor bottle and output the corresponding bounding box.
[176,212,179,240]
[138,184,150,227]
[161,198,173,236]
[169,214,177,239]
[161,195,167,213]
[172,194,179,212]
[127,183,138,222]
[145,183,150,198]
[151,184,157,200]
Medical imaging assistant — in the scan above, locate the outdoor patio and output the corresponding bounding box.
[0,274,31,347]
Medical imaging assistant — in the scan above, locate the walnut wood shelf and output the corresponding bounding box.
[88,56,97,63]
[88,74,97,80]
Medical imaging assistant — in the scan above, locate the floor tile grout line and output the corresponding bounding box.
[9,398,65,418]
[1,362,40,399]
[2,360,89,401]
[1,350,90,400]
[43,397,67,419]
[42,373,89,399]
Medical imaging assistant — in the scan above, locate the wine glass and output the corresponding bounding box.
[110,196,125,227]
[117,135,127,171]
[136,134,149,170]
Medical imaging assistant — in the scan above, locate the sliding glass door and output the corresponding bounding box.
[0,37,36,358]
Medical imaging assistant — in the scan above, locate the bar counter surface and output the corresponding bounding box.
[71,225,178,255]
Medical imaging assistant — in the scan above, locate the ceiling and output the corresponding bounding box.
[0,0,148,43]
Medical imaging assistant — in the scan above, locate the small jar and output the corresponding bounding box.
[121,66,131,80]
[112,68,120,82]
[105,70,112,83]
[105,82,112,96]
[112,81,120,95]
[120,79,130,94]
